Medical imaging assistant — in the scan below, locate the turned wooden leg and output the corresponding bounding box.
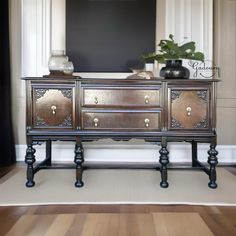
[74,142,84,187]
[191,140,198,167]
[45,140,52,166]
[159,138,169,188]
[25,144,36,187]
[207,143,218,189]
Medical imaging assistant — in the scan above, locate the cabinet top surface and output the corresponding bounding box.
[22,77,219,83]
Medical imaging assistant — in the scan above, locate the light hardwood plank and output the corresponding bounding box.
[45,214,76,236]
[152,212,214,236]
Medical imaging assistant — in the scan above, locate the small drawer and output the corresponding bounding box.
[82,111,161,130]
[32,88,74,128]
[83,88,160,107]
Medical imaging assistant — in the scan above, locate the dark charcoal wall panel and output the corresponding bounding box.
[66,0,156,72]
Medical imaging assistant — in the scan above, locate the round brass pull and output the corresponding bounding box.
[144,95,150,104]
[51,105,57,115]
[93,118,99,127]
[186,106,192,116]
[144,118,150,128]
[94,96,98,104]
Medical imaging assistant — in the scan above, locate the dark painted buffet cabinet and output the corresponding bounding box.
[23,77,219,188]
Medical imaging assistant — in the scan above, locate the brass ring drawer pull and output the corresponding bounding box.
[186,106,192,116]
[93,118,99,127]
[144,118,150,128]
[94,96,98,104]
[51,105,57,115]
[144,95,150,104]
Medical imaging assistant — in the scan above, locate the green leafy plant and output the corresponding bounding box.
[143,34,204,64]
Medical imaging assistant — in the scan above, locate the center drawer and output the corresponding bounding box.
[82,111,161,130]
[83,88,160,107]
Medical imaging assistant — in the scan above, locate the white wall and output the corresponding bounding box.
[9,0,25,145]
[214,0,236,145]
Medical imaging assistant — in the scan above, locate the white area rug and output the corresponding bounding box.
[0,168,236,206]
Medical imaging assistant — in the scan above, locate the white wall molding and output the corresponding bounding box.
[22,0,51,76]
[165,0,212,59]
[165,0,213,78]
[51,0,65,51]
[16,143,236,164]
[203,0,213,61]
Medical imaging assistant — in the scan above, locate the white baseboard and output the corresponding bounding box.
[15,140,236,164]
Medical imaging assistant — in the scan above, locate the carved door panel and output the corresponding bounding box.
[32,87,75,129]
[168,88,210,130]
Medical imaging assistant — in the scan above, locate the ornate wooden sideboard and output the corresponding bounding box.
[23,77,219,188]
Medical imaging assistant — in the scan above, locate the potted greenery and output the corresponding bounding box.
[142,34,205,79]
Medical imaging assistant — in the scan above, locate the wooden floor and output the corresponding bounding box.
[0,166,236,236]
[5,212,215,236]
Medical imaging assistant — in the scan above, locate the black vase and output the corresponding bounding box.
[160,60,190,79]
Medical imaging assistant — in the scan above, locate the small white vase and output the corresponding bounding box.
[48,50,68,73]
[63,61,74,75]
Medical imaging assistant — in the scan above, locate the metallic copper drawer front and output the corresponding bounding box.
[33,88,74,128]
[82,111,160,130]
[83,88,160,107]
[169,89,209,130]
